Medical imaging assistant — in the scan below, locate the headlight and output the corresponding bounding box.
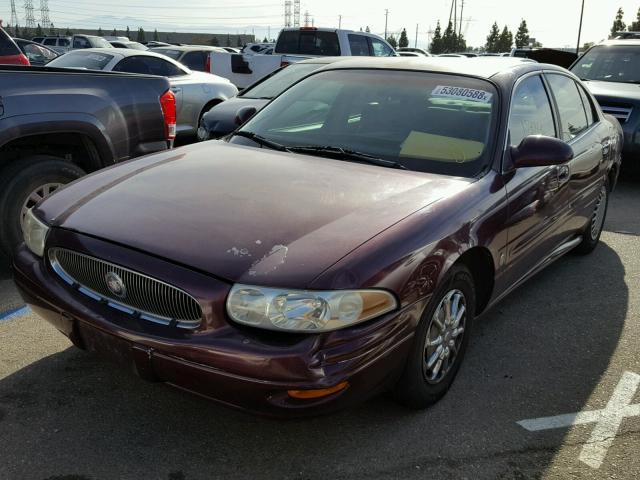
[226,284,397,332]
[22,209,49,257]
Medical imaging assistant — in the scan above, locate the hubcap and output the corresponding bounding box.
[423,289,466,384]
[20,183,64,231]
[590,185,607,241]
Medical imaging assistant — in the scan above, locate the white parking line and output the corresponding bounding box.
[517,371,640,469]
[0,306,30,322]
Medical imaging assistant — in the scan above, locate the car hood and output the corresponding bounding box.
[39,142,472,287]
[583,80,640,103]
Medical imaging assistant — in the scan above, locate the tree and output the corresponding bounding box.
[611,7,626,37]
[485,22,500,53]
[430,21,443,54]
[514,19,530,48]
[365,26,370,33]
[97,27,103,36]
[153,29,159,41]
[399,28,409,48]
[111,28,117,36]
[262,36,268,42]
[629,7,640,31]
[210,36,219,46]
[65,27,72,36]
[442,20,458,52]
[237,36,242,47]
[35,23,43,37]
[497,25,513,52]
[386,34,398,48]
[137,27,146,42]
[14,24,20,38]
[126,26,131,40]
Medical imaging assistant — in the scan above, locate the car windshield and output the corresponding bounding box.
[242,63,324,99]
[90,37,113,48]
[235,69,498,177]
[571,45,640,84]
[47,51,114,70]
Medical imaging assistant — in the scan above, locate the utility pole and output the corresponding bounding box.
[23,0,36,30]
[338,14,342,29]
[459,0,464,36]
[384,9,388,39]
[39,0,50,29]
[284,1,291,28]
[10,0,19,29]
[453,0,457,33]
[415,23,418,48]
[293,0,300,27]
[576,0,585,55]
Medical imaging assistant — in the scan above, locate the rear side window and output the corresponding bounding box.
[276,30,340,56]
[509,75,556,146]
[348,34,370,56]
[0,29,20,56]
[577,85,597,126]
[181,51,206,71]
[43,38,57,46]
[59,38,70,47]
[73,37,91,49]
[546,74,589,141]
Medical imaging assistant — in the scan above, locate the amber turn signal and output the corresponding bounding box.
[287,381,349,399]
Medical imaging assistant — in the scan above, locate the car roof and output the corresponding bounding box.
[65,48,169,59]
[296,56,354,65]
[596,39,640,47]
[315,56,556,79]
[152,45,225,52]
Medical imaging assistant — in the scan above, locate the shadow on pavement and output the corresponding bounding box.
[606,177,640,236]
[0,241,629,479]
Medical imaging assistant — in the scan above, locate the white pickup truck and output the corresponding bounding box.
[210,27,396,89]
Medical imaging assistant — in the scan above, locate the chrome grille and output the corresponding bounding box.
[600,104,632,123]
[49,248,202,329]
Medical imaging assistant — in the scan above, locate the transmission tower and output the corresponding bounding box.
[293,0,300,27]
[39,0,50,29]
[303,10,309,27]
[23,0,36,30]
[10,0,19,27]
[284,0,292,27]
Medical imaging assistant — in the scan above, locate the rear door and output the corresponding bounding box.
[502,73,568,285]
[544,73,605,235]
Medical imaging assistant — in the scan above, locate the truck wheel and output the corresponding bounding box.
[0,156,86,259]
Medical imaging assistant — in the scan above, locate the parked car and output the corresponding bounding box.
[199,57,347,140]
[571,39,640,171]
[210,27,396,89]
[222,47,240,53]
[13,38,59,65]
[102,36,130,42]
[109,40,148,50]
[398,51,422,57]
[31,36,45,43]
[0,64,175,258]
[41,34,113,53]
[150,45,227,72]
[47,49,238,138]
[0,27,29,65]
[438,53,466,57]
[397,47,431,56]
[512,48,577,68]
[241,42,275,55]
[13,57,622,416]
[145,41,171,48]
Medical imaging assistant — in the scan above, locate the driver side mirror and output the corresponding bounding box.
[235,106,257,126]
[510,135,574,168]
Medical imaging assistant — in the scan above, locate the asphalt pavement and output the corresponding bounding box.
[0,178,638,480]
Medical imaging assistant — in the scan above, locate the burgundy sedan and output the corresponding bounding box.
[14,58,622,416]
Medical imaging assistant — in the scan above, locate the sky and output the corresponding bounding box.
[2,0,638,49]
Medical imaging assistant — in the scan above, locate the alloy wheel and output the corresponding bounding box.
[423,289,467,384]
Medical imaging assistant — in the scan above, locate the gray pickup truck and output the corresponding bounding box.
[0,65,175,258]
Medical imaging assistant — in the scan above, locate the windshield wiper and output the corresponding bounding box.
[232,130,291,152]
[287,145,408,170]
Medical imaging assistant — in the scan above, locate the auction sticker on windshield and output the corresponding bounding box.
[431,85,493,103]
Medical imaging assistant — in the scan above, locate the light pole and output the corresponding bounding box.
[576,0,585,54]
[415,24,418,48]
[384,9,389,39]
[338,14,342,29]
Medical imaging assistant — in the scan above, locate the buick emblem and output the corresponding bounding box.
[105,272,126,299]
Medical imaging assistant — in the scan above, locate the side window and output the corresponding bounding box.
[59,38,70,47]
[509,75,556,146]
[369,37,394,57]
[43,38,56,46]
[114,56,185,77]
[73,37,91,49]
[577,84,596,126]
[181,51,206,71]
[546,74,589,141]
[348,34,370,56]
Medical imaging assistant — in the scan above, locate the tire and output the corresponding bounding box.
[0,156,86,259]
[574,180,609,255]
[393,265,475,409]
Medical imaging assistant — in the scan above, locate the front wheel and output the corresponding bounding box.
[393,265,475,409]
[574,181,609,255]
[0,156,86,258]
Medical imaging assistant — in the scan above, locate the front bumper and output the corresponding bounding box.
[12,234,421,417]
